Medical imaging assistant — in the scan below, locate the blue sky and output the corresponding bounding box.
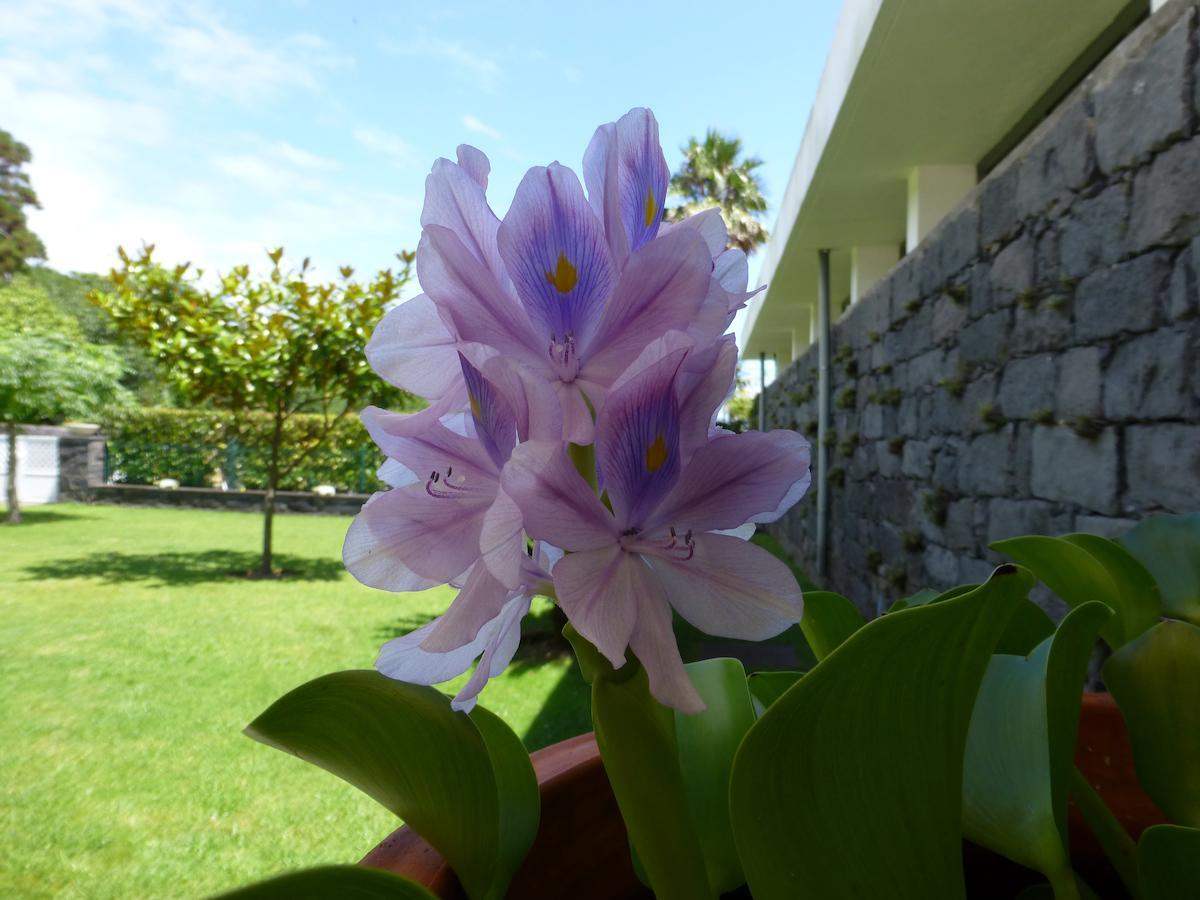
[1,0,840,289]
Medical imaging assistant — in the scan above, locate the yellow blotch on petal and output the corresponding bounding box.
[643,188,657,228]
[468,392,481,420]
[545,253,578,294]
[645,433,668,473]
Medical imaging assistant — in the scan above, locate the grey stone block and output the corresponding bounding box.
[1093,11,1194,174]
[1075,251,1171,342]
[986,498,1061,545]
[939,205,980,281]
[923,543,961,587]
[1012,304,1074,355]
[1169,237,1199,322]
[874,440,902,478]
[980,164,1020,247]
[902,440,934,479]
[998,354,1056,419]
[1103,328,1194,420]
[1060,183,1129,280]
[907,348,945,391]
[1057,346,1103,418]
[960,310,1012,366]
[969,262,993,318]
[1016,98,1093,218]
[1036,227,1062,287]
[962,372,1000,435]
[959,557,997,586]
[990,235,1036,308]
[1129,136,1200,251]
[944,498,980,552]
[1075,514,1138,540]
[891,251,923,320]
[932,293,969,344]
[1030,425,1120,514]
[959,429,1013,497]
[1125,423,1200,513]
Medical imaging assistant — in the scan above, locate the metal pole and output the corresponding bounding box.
[816,249,832,579]
[758,352,767,431]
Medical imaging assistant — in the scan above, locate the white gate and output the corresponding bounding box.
[0,434,60,505]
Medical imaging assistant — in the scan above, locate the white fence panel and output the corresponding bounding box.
[0,434,60,505]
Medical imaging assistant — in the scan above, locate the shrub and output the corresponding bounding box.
[102,407,391,494]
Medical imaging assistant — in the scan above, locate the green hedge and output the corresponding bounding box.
[102,407,388,494]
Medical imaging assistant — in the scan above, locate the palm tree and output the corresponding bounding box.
[666,130,769,255]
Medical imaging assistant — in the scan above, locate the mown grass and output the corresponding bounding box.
[0,503,589,899]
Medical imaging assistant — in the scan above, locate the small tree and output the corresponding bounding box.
[0,281,126,523]
[0,128,47,278]
[666,130,770,255]
[92,245,415,576]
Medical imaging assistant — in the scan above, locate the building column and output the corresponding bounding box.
[850,245,900,304]
[906,165,975,250]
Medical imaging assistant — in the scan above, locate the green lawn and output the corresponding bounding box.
[0,503,590,900]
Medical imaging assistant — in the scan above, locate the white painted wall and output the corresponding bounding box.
[851,244,901,304]
[0,435,60,505]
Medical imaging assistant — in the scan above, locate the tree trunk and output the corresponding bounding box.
[260,411,284,576]
[5,422,19,524]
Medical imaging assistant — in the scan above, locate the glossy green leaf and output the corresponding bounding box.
[215,866,438,899]
[729,565,1032,900]
[245,671,538,900]
[1138,824,1200,900]
[1119,513,1200,626]
[991,535,1157,648]
[799,590,865,660]
[674,658,757,895]
[746,670,804,717]
[1103,620,1200,827]
[962,602,1111,896]
[1062,534,1161,636]
[576,635,713,900]
[994,598,1056,656]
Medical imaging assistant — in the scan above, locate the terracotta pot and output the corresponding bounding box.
[362,693,1166,899]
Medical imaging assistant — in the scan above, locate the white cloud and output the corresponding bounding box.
[382,37,503,93]
[461,114,503,141]
[155,19,351,104]
[354,127,415,165]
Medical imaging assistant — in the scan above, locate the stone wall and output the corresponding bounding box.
[763,1,1200,616]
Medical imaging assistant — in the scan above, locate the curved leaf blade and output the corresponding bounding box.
[799,591,865,660]
[1103,621,1200,827]
[215,866,439,899]
[991,535,1144,648]
[746,670,804,717]
[1119,513,1200,626]
[1138,824,1200,900]
[245,671,537,900]
[674,658,757,895]
[962,602,1110,890]
[729,565,1032,900]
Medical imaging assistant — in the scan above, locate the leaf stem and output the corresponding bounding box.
[1069,767,1141,899]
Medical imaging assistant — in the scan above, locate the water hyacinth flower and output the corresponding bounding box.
[344,107,811,713]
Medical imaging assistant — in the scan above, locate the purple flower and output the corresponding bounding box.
[500,340,811,712]
[345,108,811,715]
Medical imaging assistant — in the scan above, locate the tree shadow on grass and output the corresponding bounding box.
[1,507,94,526]
[22,550,344,586]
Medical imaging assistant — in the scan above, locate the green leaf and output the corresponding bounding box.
[1102,620,1200,828]
[1061,534,1160,637]
[214,865,438,899]
[1119,513,1200,626]
[991,535,1157,648]
[729,565,1032,900]
[799,590,865,660]
[746,670,804,717]
[245,671,538,900]
[589,654,714,900]
[962,603,1111,896]
[1138,824,1200,900]
[994,598,1056,656]
[674,658,757,895]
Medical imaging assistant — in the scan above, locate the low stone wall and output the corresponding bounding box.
[90,483,369,516]
[764,2,1200,615]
